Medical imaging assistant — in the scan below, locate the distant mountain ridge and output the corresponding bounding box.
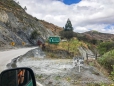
[83,30,114,41]
[74,30,114,43]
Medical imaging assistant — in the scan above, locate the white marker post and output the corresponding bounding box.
[73,57,84,72]
[77,59,84,72]
[77,60,81,72]
[79,65,80,72]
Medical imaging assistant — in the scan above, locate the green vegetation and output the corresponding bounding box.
[75,33,98,45]
[64,18,73,31]
[34,17,39,21]
[60,19,73,40]
[91,30,100,34]
[46,52,58,58]
[1,0,22,9]
[98,50,114,80]
[46,38,87,58]
[97,42,114,55]
[30,30,40,39]
[60,31,74,40]
[86,41,114,82]
[24,6,27,11]
[55,76,61,80]
[58,39,82,53]
[36,74,43,79]
[87,83,111,86]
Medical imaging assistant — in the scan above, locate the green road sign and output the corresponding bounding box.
[49,36,60,44]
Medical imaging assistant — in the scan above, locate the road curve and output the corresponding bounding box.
[0,47,38,73]
[0,47,43,86]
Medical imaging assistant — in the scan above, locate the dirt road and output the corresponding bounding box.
[0,47,38,72]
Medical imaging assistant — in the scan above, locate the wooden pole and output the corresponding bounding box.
[86,53,88,60]
[95,53,97,60]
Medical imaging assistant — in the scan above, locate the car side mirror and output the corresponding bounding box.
[0,67,36,86]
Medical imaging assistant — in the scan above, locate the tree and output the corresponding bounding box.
[17,1,20,4]
[24,6,27,11]
[60,19,74,51]
[64,18,73,31]
[60,18,73,40]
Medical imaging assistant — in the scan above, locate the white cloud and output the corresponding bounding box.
[74,26,89,33]
[16,0,114,34]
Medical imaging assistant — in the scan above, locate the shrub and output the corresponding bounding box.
[60,31,73,40]
[30,30,40,39]
[98,50,114,72]
[60,18,73,40]
[97,42,114,55]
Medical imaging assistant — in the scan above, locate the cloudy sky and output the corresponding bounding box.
[15,0,114,34]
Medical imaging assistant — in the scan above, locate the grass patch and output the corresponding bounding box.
[45,38,88,56]
[55,76,61,80]
[98,50,114,81]
[87,83,110,86]
[46,52,58,58]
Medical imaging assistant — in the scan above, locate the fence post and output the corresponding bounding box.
[86,53,88,60]
[95,53,97,60]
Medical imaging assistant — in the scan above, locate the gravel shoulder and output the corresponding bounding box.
[0,47,38,72]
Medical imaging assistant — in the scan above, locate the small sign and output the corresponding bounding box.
[73,57,84,72]
[49,36,60,44]
[11,42,15,46]
[22,42,25,45]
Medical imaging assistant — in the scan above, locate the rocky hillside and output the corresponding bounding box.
[40,20,62,35]
[0,0,62,48]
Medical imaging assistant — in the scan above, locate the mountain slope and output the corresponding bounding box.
[0,0,62,48]
[84,30,114,41]
[75,30,114,43]
[40,20,62,35]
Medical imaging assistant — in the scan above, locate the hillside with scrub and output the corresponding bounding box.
[97,42,114,81]
[45,38,88,58]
